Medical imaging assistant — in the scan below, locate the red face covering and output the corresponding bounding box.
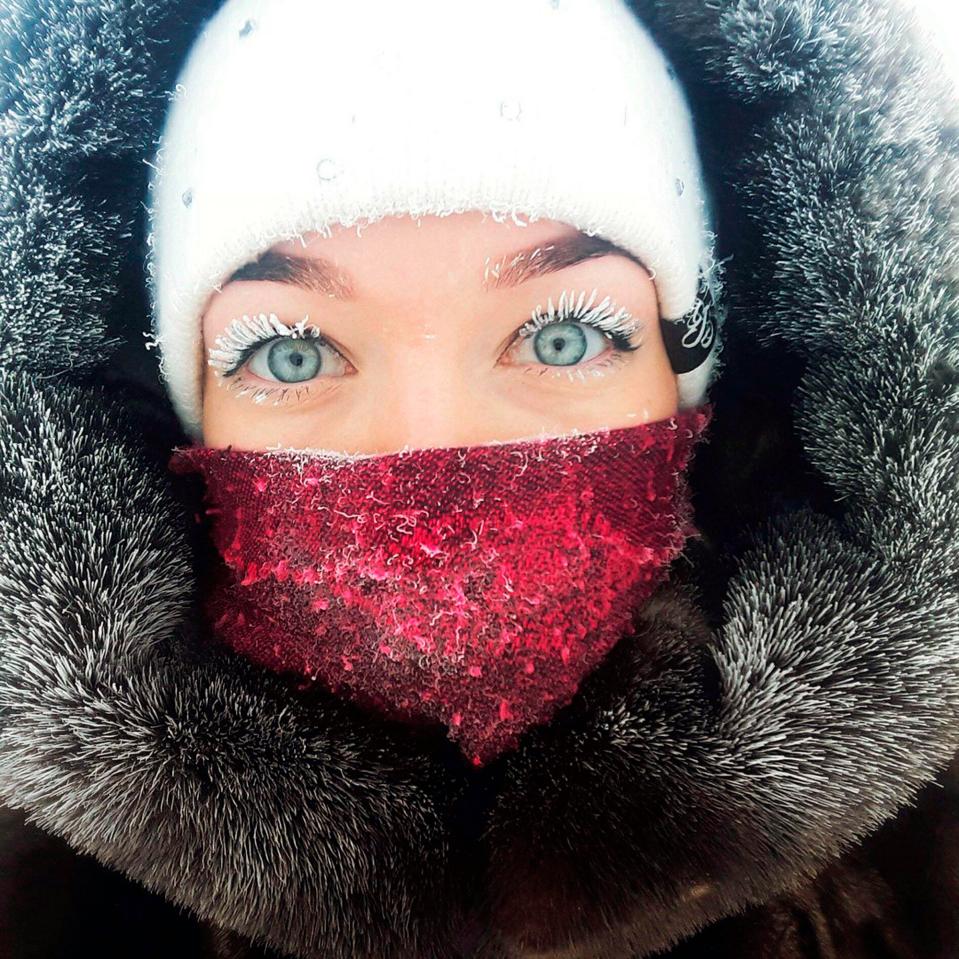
[169,406,712,766]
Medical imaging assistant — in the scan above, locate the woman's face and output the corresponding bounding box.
[201,212,678,453]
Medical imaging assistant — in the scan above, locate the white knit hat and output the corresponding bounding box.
[148,0,723,438]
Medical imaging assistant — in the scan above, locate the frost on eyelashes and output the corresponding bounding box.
[207,312,319,374]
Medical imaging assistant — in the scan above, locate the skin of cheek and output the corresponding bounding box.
[199,218,680,453]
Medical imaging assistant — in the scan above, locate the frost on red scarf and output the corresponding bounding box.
[169,406,712,766]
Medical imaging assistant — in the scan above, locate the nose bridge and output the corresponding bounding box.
[370,340,472,452]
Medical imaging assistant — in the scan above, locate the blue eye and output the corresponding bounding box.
[511,291,643,371]
[247,336,348,383]
[533,321,605,366]
[514,320,612,367]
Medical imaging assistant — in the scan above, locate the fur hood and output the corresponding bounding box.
[1,1,959,957]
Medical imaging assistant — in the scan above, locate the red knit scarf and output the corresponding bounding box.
[169,406,712,766]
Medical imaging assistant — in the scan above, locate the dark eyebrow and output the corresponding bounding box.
[225,233,644,298]
[226,250,355,299]
[484,234,645,291]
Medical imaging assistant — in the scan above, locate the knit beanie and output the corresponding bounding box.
[148,0,724,439]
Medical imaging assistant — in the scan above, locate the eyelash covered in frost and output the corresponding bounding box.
[517,289,642,350]
[208,313,321,376]
[207,287,642,385]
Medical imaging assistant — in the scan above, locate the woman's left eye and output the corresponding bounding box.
[246,336,349,383]
[510,321,612,368]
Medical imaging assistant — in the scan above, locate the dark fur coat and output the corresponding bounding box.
[1,0,958,956]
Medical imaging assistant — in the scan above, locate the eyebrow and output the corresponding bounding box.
[227,250,355,298]
[225,233,643,298]
[483,234,645,290]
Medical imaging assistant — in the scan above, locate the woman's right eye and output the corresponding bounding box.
[246,336,350,384]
